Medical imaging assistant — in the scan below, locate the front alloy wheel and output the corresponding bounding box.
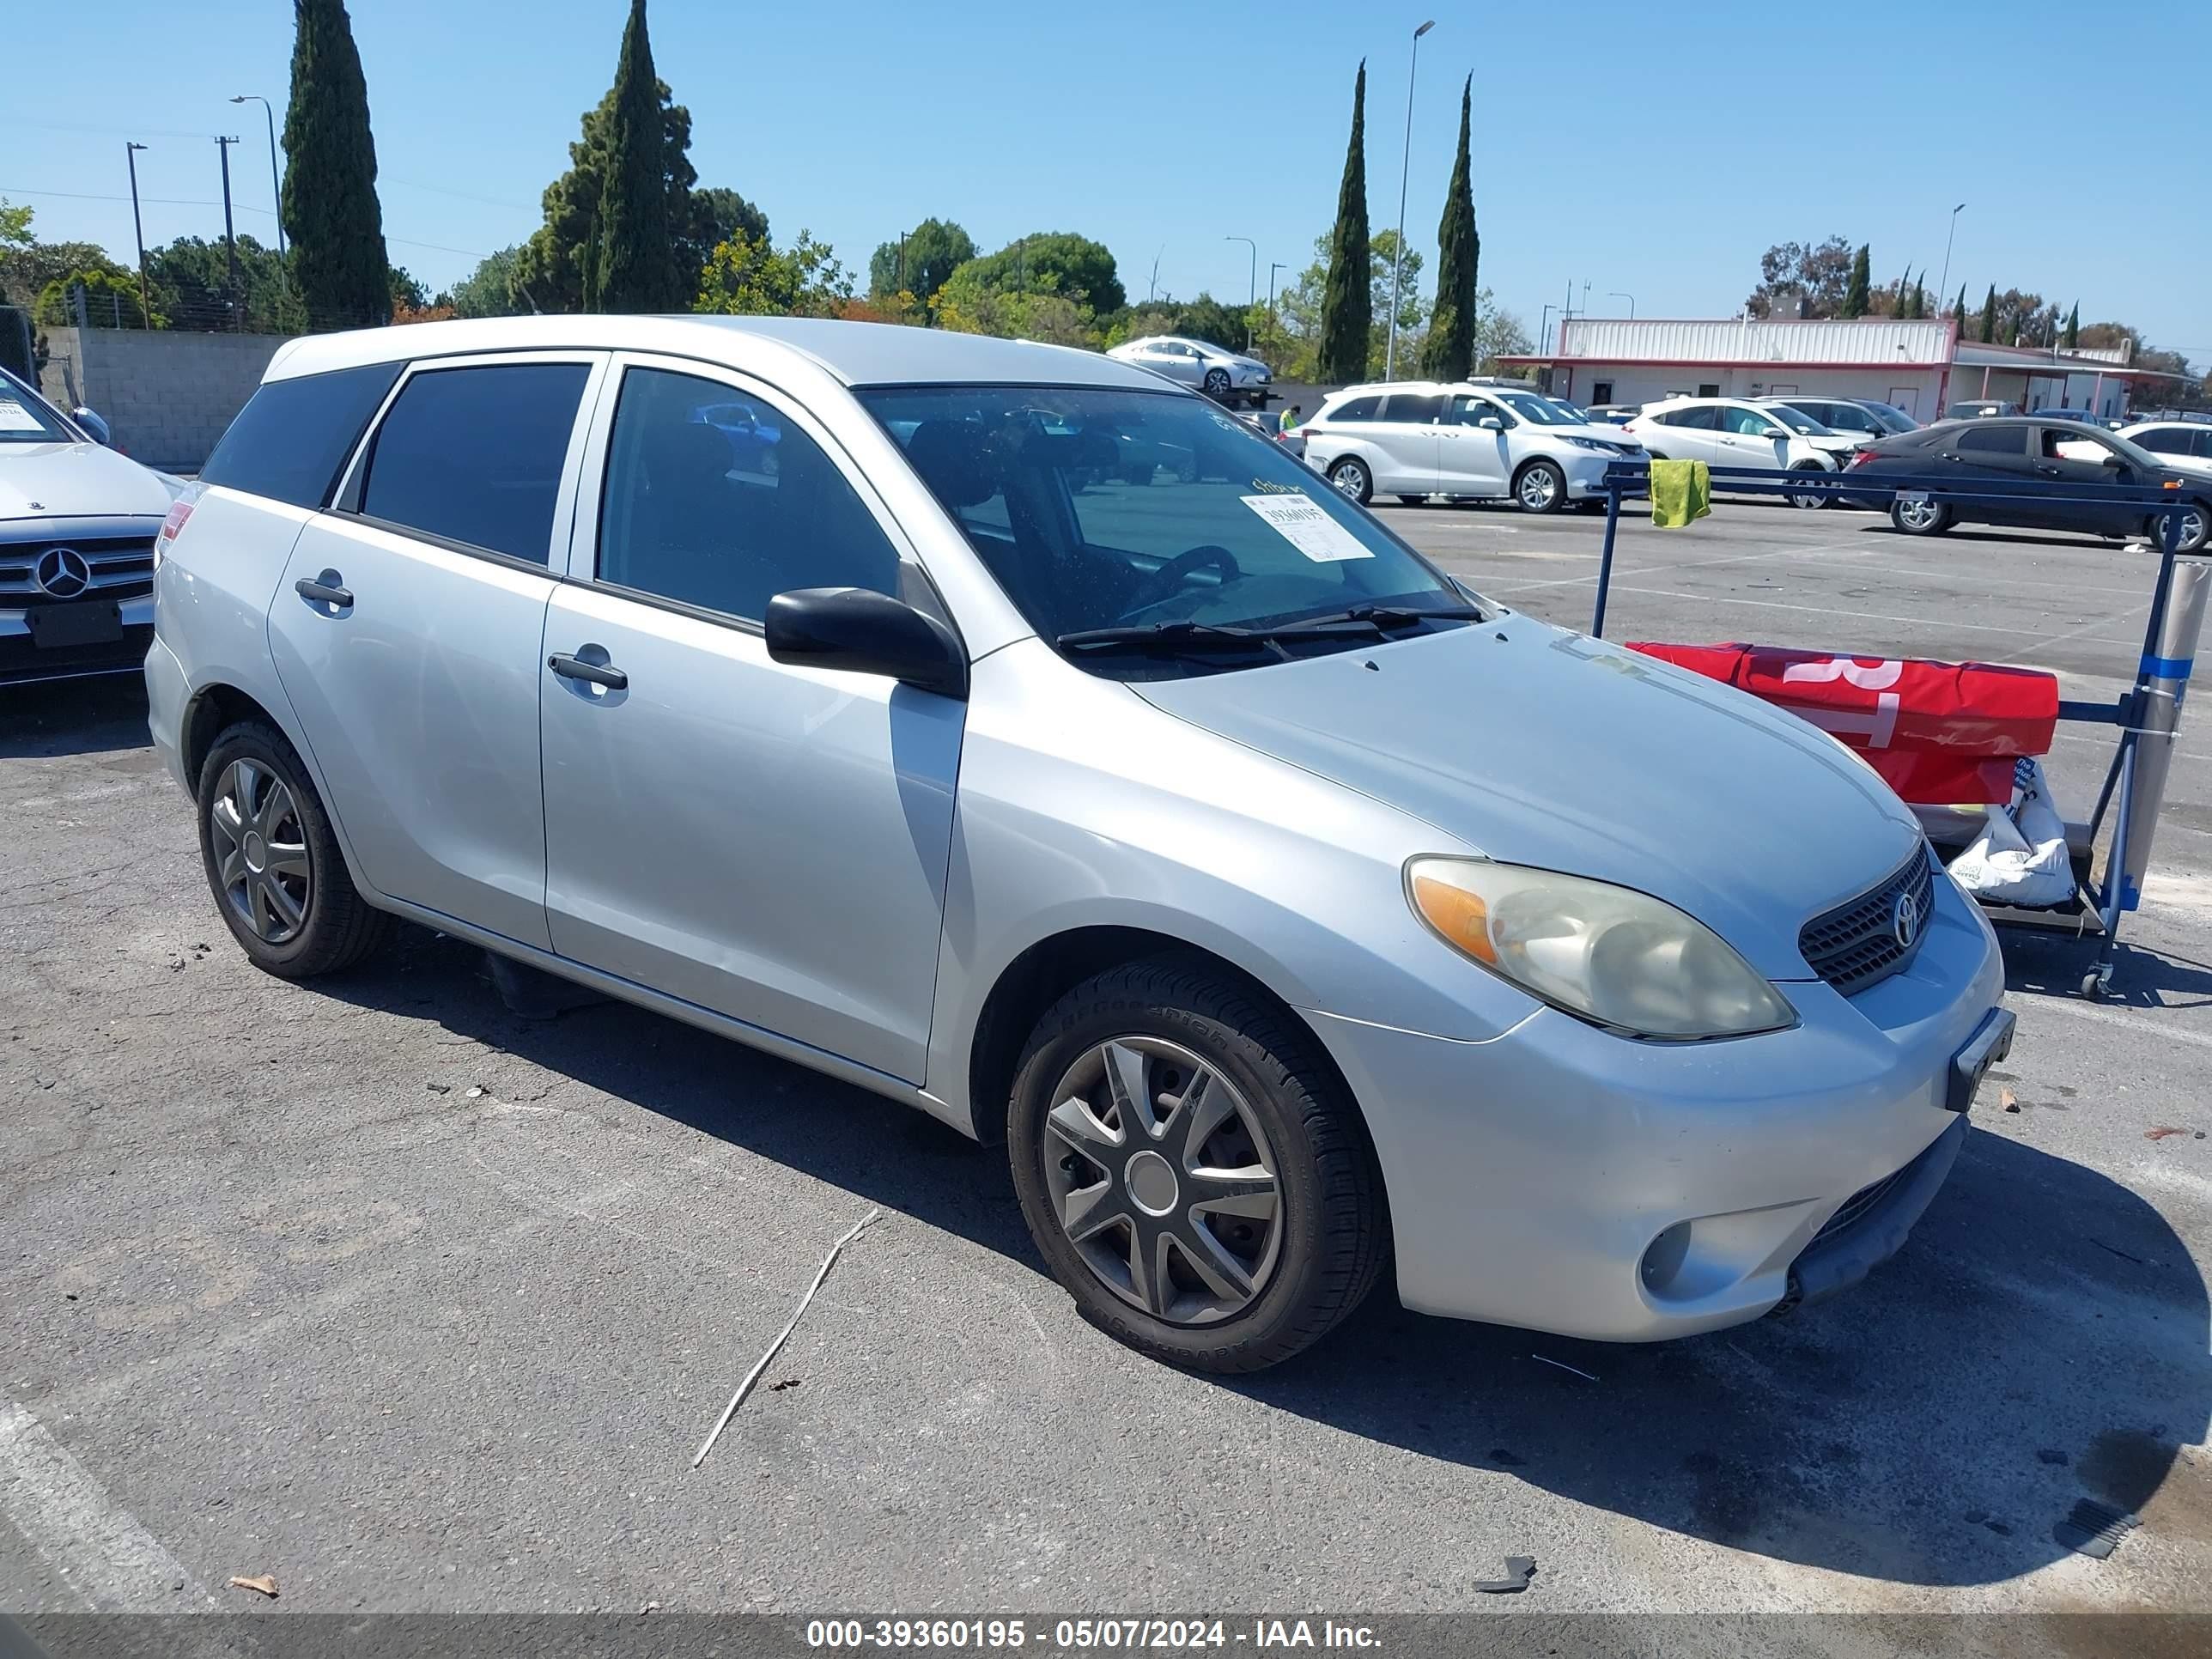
[1202,368,1231,398]
[1329,458,1371,503]
[1516,459,1565,514]
[1042,1037,1283,1325]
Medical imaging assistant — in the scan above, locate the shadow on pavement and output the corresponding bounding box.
[2000,926,2212,1010]
[0,675,151,761]
[319,924,2212,1591]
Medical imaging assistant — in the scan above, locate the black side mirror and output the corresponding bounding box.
[765,586,968,701]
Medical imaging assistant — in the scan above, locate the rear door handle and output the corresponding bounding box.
[295,574,352,607]
[549,652,628,691]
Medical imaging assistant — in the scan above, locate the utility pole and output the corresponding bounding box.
[1937,202,1965,325]
[1608,291,1636,319]
[1268,261,1286,315]
[1385,18,1436,380]
[1224,235,1255,347]
[1148,246,1164,305]
[897,231,906,295]
[1540,303,1556,357]
[231,95,289,305]
[216,134,241,330]
[125,143,152,328]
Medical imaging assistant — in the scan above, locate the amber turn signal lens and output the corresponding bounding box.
[1411,872,1497,963]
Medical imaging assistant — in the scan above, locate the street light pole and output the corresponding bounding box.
[1224,235,1256,347]
[1540,303,1557,357]
[1385,18,1436,380]
[1608,291,1636,319]
[1268,261,1286,315]
[125,143,151,328]
[230,94,289,311]
[1937,202,1965,323]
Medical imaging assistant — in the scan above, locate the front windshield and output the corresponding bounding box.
[1493,390,1578,426]
[1864,402,1918,433]
[0,371,73,444]
[858,386,1474,675]
[1544,398,1591,422]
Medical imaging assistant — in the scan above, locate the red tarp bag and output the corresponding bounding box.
[1625,642,2058,805]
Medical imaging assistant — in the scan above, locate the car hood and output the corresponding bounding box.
[1133,614,1923,980]
[0,441,177,523]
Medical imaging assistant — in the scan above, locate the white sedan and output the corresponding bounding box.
[1106,336,1273,408]
[2120,420,2212,480]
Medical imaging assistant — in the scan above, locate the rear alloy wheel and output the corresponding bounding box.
[2160,503,2209,553]
[1515,459,1566,514]
[198,720,391,977]
[1890,497,1954,536]
[1328,457,1372,504]
[1788,464,1830,510]
[1008,958,1387,1372]
[1202,368,1231,398]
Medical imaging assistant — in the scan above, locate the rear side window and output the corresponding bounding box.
[1661,405,1721,430]
[1956,425,2028,455]
[357,363,590,563]
[1326,395,1382,423]
[200,362,402,508]
[2136,427,2195,457]
[1380,393,1446,424]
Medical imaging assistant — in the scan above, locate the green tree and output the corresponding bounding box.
[929,260,1097,346]
[679,186,766,283]
[1952,285,1966,328]
[867,218,975,312]
[145,234,295,331]
[1909,276,1924,319]
[388,265,428,312]
[282,0,391,328]
[1978,283,1996,343]
[35,268,161,329]
[0,199,32,250]
[593,0,682,312]
[950,233,1123,313]
[1472,288,1532,374]
[1419,76,1479,381]
[2063,301,2080,349]
[1840,243,1871,318]
[1746,235,1853,319]
[694,229,851,318]
[1169,293,1249,350]
[1318,61,1370,383]
[444,246,526,318]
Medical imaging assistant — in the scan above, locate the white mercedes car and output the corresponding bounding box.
[2,366,184,687]
[1105,336,1273,408]
[1301,380,1645,513]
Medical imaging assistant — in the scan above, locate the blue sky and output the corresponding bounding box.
[6,1,2208,367]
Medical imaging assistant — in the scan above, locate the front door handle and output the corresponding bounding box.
[295,573,352,608]
[549,652,628,691]
[2035,463,2064,477]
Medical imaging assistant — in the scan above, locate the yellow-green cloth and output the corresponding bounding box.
[1650,459,1711,527]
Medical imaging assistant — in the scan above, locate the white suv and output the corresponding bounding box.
[1302,381,1645,513]
[1623,397,1858,508]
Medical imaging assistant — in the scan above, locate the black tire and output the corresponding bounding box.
[1328,457,1372,504]
[197,719,391,978]
[1889,498,1954,536]
[1121,465,1153,486]
[1396,494,1430,507]
[1006,956,1388,1373]
[1513,459,1567,514]
[1787,463,1830,510]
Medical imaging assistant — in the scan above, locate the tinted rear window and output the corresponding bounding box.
[1327,395,1382,423]
[1956,424,2028,455]
[200,362,403,508]
[358,363,590,563]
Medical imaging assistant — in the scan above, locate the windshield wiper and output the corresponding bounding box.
[1286,603,1490,630]
[1056,620,1273,651]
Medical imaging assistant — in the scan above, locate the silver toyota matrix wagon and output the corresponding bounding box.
[149,317,2011,1372]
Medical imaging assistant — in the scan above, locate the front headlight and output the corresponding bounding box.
[1407,857,1796,1040]
[1565,435,1614,453]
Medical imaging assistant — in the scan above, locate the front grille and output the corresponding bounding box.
[0,534,157,606]
[1799,848,1936,996]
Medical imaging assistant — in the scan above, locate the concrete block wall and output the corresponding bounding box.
[39,327,291,471]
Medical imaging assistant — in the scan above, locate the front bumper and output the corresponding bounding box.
[0,595,155,686]
[1308,865,2006,1341]
[1564,453,1620,497]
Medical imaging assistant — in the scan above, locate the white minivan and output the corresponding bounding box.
[1301,380,1644,513]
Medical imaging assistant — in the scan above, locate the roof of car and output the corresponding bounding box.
[263,314,1164,392]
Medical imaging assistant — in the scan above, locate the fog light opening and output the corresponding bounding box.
[1640,1222,1692,1296]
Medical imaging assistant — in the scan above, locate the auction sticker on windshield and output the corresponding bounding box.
[1242,493,1374,562]
[0,397,46,433]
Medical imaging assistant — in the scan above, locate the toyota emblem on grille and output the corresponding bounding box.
[34,546,93,599]
[1891,890,1919,951]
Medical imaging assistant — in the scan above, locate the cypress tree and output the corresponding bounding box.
[1317,62,1370,385]
[1952,285,1966,328]
[594,0,680,313]
[1840,244,1870,318]
[2063,301,2080,349]
[1978,283,1996,343]
[1909,275,1924,319]
[281,0,390,328]
[1419,77,1478,381]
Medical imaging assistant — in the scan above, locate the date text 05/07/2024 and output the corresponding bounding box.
[804,1618,1382,1650]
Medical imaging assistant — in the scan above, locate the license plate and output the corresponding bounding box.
[1945,1006,2016,1113]
[27,601,124,649]
[1897,490,1932,506]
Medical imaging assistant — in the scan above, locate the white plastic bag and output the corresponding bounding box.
[1947,758,2074,908]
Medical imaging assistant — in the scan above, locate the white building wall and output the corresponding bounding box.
[1556,362,1950,419]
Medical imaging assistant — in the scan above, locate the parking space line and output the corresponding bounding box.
[1480,536,1887,598]
[0,1399,211,1611]
[2027,995,2212,1050]
[1590,584,2144,644]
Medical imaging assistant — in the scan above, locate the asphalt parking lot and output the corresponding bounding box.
[3,498,2209,1643]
